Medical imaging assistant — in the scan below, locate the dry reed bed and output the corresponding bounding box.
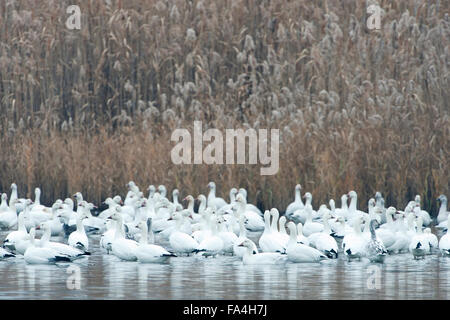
[0,0,448,212]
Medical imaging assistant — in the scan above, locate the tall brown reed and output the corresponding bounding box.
[0,0,448,213]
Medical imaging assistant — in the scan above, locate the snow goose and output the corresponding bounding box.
[157,185,168,200]
[387,213,410,253]
[375,207,396,248]
[258,210,286,253]
[216,188,238,216]
[238,239,287,265]
[24,228,71,264]
[183,195,202,223]
[39,221,89,260]
[439,216,450,256]
[235,194,264,232]
[335,194,349,220]
[270,208,289,247]
[217,215,238,255]
[100,219,117,254]
[330,216,352,238]
[414,195,431,227]
[67,210,89,253]
[238,188,262,216]
[347,191,367,224]
[78,201,106,233]
[342,216,367,261]
[308,211,338,259]
[30,188,49,212]
[233,215,258,257]
[365,220,387,263]
[0,197,19,229]
[375,192,386,224]
[99,197,121,220]
[43,202,64,236]
[302,204,324,237]
[436,195,449,228]
[135,220,176,263]
[172,189,181,207]
[9,183,26,213]
[277,215,290,245]
[169,211,199,255]
[0,193,8,212]
[286,222,327,263]
[194,214,224,257]
[207,182,227,209]
[296,223,310,245]
[3,206,30,252]
[285,184,305,221]
[423,228,438,253]
[109,208,139,261]
[409,216,429,260]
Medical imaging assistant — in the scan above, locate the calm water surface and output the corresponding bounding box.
[1,230,450,300]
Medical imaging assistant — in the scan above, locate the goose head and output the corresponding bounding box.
[414,195,421,205]
[303,192,312,205]
[10,183,17,191]
[113,195,123,205]
[172,188,179,199]
[348,190,357,200]
[238,188,247,198]
[295,184,302,192]
[437,195,447,205]
[207,181,216,189]
[157,185,167,197]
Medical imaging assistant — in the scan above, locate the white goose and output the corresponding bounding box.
[436,195,449,228]
[413,195,431,226]
[194,215,224,257]
[342,216,367,261]
[109,208,139,261]
[238,188,262,216]
[207,182,227,209]
[302,204,323,237]
[238,239,287,265]
[258,210,286,253]
[168,211,199,255]
[386,212,410,253]
[439,215,450,256]
[235,194,264,232]
[233,215,258,257]
[335,194,349,220]
[135,220,176,263]
[9,183,26,212]
[408,216,429,260]
[24,228,71,264]
[0,197,19,229]
[39,221,89,260]
[217,215,238,255]
[30,188,50,212]
[3,207,30,252]
[67,210,89,253]
[270,208,289,247]
[296,223,310,245]
[308,211,338,259]
[286,222,327,263]
[285,184,305,221]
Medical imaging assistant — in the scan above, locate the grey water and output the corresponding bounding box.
[0,230,450,300]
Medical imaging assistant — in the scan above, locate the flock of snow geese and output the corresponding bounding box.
[0,182,450,265]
